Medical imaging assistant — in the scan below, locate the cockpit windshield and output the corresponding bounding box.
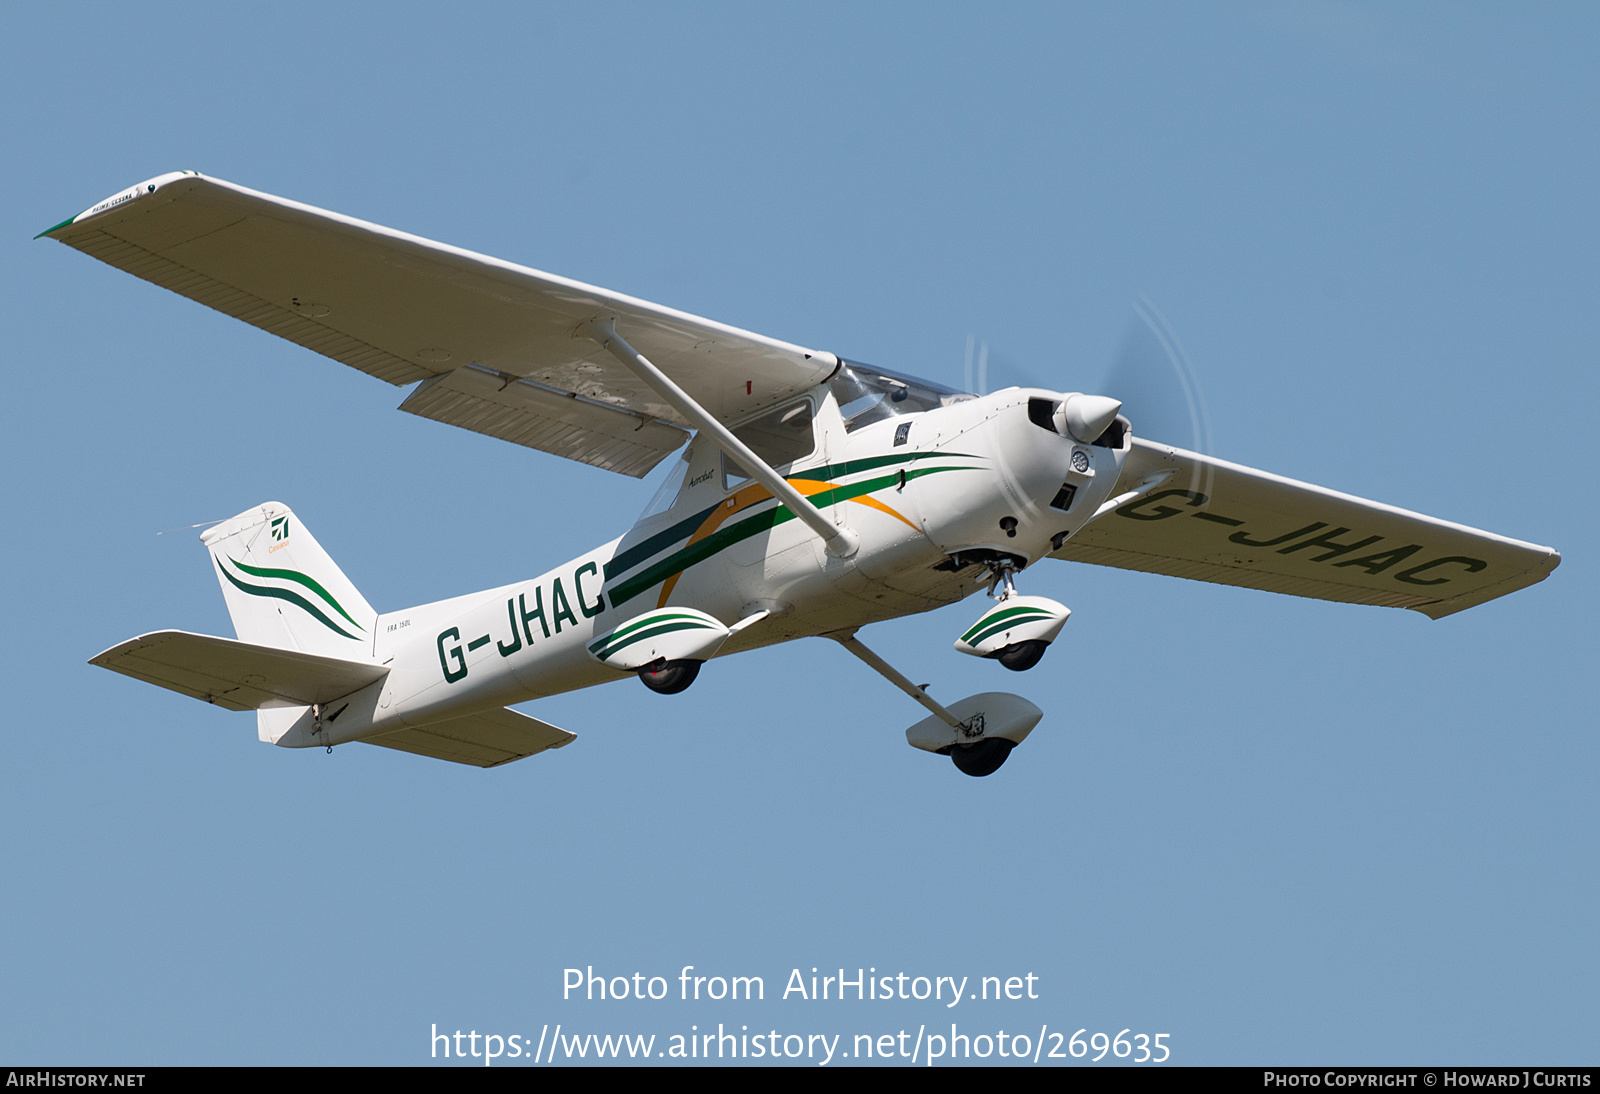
[828,360,974,433]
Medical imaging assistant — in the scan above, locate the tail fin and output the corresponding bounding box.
[201,502,377,660]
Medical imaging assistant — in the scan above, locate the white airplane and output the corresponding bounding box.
[45,172,1561,776]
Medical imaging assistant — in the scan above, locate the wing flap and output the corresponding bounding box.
[363,706,575,768]
[398,363,690,477]
[90,630,388,711]
[1052,439,1559,618]
[43,173,838,472]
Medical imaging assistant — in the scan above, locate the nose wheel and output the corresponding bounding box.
[954,563,1071,672]
[994,640,1049,672]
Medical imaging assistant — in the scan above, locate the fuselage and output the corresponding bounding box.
[282,383,1129,748]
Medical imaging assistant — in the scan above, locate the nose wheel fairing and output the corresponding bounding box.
[954,593,1071,665]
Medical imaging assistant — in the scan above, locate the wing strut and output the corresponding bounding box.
[1086,470,1178,523]
[588,318,860,559]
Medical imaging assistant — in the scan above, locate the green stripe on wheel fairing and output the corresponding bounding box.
[959,604,1054,644]
[964,611,1054,648]
[588,612,718,656]
[591,620,721,663]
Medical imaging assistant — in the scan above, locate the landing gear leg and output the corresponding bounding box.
[983,558,1021,600]
[829,630,1023,778]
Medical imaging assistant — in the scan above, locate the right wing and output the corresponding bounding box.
[41,172,839,477]
[1051,439,1559,619]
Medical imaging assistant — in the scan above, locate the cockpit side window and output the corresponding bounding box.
[723,400,816,487]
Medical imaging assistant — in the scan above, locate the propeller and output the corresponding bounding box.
[963,298,1210,457]
[1097,296,1212,456]
[964,335,990,395]
[964,334,1049,396]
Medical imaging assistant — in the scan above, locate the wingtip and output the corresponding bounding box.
[34,215,77,240]
[35,171,203,240]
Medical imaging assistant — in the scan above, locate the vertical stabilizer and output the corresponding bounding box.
[200,503,377,660]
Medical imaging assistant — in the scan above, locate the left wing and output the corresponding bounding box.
[1051,439,1559,618]
[40,172,839,476]
[363,706,575,769]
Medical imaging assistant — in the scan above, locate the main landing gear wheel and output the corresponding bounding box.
[995,640,1049,672]
[950,737,1015,777]
[638,659,702,694]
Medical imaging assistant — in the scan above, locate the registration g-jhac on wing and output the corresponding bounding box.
[43,172,1561,776]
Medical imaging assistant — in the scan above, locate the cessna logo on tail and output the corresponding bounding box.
[270,516,290,542]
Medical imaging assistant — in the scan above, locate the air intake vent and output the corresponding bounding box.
[1091,417,1127,449]
[1028,398,1060,433]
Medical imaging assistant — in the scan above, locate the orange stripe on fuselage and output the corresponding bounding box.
[847,493,920,532]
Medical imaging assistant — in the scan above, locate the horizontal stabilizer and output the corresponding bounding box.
[363,706,576,768]
[90,630,387,712]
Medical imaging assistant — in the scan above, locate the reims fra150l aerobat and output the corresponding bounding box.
[47,173,1561,776]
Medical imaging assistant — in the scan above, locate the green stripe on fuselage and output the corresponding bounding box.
[607,463,980,608]
[605,503,722,581]
[604,451,982,583]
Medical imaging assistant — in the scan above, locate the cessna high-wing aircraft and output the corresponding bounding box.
[47,172,1561,776]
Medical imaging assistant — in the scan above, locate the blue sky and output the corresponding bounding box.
[2,2,1594,1066]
